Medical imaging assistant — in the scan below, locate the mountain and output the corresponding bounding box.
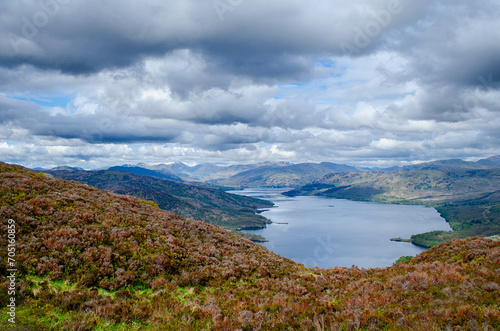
[108,166,183,182]
[144,161,292,181]
[1,162,499,330]
[108,161,356,185]
[213,162,359,188]
[360,165,400,171]
[477,155,500,166]
[44,169,273,231]
[50,165,86,171]
[402,158,494,171]
[394,156,500,171]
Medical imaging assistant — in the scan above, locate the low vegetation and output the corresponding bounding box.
[1,162,499,330]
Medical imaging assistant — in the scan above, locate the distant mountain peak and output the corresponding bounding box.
[477,155,500,166]
[51,166,85,171]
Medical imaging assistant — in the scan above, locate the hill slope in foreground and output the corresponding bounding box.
[43,169,272,232]
[1,162,499,330]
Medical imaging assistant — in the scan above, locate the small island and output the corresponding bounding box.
[390,237,413,243]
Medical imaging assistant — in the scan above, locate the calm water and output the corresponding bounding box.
[232,188,453,269]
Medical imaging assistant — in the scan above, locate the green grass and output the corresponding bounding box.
[394,256,413,264]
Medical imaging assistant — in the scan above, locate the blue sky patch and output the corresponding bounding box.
[9,94,73,109]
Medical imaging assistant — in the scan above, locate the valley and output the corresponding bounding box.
[44,156,500,248]
[3,1,500,329]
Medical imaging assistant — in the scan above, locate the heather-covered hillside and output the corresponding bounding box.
[43,169,272,231]
[1,162,499,330]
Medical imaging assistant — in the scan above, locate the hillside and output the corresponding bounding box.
[213,162,359,188]
[1,162,499,330]
[43,169,272,231]
[108,166,184,182]
[285,162,500,246]
[411,191,500,247]
[476,155,500,167]
[286,166,500,203]
[402,158,496,171]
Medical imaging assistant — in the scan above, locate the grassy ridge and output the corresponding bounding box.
[1,162,500,330]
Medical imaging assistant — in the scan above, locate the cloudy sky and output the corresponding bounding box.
[1,0,499,169]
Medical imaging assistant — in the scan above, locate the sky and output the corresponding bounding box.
[1,0,499,169]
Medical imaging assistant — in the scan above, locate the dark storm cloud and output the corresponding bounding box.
[388,0,500,89]
[4,0,496,88]
[0,0,431,78]
[1,1,201,74]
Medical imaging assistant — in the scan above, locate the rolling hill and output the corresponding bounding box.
[286,166,500,203]
[1,162,499,330]
[43,169,273,231]
[108,166,184,182]
[213,162,359,188]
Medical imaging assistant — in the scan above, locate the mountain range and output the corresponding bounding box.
[131,161,293,182]
[211,162,359,187]
[285,165,500,203]
[106,155,500,188]
[101,161,360,188]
